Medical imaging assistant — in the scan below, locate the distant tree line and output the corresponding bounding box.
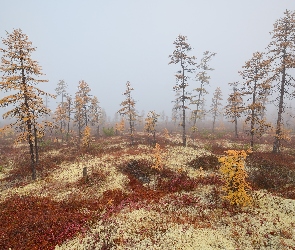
[0,10,294,179]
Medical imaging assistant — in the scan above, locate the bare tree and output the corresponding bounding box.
[191,51,216,129]
[267,10,295,153]
[239,52,272,149]
[55,80,68,142]
[169,35,195,146]
[89,96,102,137]
[210,87,223,133]
[225,82,243,138]
[144,110,160,145]
[118,81,138,145]
[65,94,73,139]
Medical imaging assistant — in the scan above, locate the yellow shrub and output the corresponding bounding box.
[152,143,163,170]
[82,126,91,148]
[218,150,252,207]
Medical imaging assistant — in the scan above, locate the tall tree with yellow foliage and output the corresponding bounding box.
[0,29,54,180]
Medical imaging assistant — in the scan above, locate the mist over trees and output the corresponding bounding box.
[1,10,295,180]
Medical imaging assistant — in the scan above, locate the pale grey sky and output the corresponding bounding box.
[1,1,295,119]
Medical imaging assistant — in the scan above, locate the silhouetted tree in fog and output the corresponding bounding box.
[239,52,272,149]
[210,87,223,133]
[169,35,195,146]
[225,82,243,138]
[55,80,68,142]
[118,81,138,145]
[267,10,295,153]
[144,110,160,145]
[89,96,102,137]
[74,80,92,146]
[191,51,216,130]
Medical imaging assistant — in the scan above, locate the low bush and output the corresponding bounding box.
[188,155,219,171]
[103,127,115,137]
[219,150,253,207]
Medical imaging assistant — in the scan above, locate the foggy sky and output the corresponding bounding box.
[1,0,295,120]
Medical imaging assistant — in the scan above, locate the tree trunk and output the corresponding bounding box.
[34,125,39,165]
[181,64,186,147]
[78,120,81,148]
[193,82,204,129]
[234,116,238,138]
[61,93,64,143]
[273,56,286,153]
[97,125,100,137]
[29,136,37,180]
[212,115,216,133]
[67,98,71,141]
[21,57,37,180]
[129,113,134,145]
[250,72,258,149]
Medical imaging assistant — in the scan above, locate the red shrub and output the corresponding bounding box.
[0,195,89,250]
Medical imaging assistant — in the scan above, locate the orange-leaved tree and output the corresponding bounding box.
[0,29,55,180]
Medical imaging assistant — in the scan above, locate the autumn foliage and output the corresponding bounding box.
[0,29,54,180]
[219,150,253,207]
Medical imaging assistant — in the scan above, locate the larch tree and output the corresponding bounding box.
[191,51,216,129]
[0,29,54,180]
[89,95,102,137]
[144,110,160,145]
[171,88,182,128]
[210,87,223,133]
[64,94,73,140]
[225,82,244,138]
[267,10,295,153]
[239,52,272,149]
[118,81,137,145]
[54,80,68,142]
[73,80,92,146]
[115,118,125,135]
[169,35,195,146]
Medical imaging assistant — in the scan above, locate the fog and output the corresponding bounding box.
[1,0,295,121]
